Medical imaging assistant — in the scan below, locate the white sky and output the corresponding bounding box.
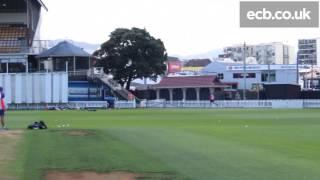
[40,0,320,56]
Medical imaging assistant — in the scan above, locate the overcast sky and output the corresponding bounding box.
[40,0,320,56]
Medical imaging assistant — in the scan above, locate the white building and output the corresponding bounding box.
[201,61,309,90]
[298,38,320,65]
[222,42,295,65]
[222,45,255,63]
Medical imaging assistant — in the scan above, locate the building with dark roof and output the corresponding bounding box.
[150,75,236,101]
[38,41,92,73]
[184,59,211,67]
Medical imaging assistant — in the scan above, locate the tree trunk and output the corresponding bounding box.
[125,75,132,90]
[118,80,124,88]
[125,80,131,90]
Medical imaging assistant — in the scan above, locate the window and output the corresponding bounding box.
[233,73,242,78]
[247,73,256,78]
[261,71,276,82]
[233,73,256,79]
[232,84,238,89]
[217,73,224,79]
[251,83,263,91]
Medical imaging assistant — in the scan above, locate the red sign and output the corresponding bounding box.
[167,61,182,73]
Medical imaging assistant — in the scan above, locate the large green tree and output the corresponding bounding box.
[94,28,167,90]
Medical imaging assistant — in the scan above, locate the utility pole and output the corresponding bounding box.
[243,42,247,100]
[311,61,314,89]
[267,61,271,83]
[266,48,270,83]
[26,0,29,29]
[296,56,299,84]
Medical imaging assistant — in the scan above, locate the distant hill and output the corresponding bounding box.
[172,49,223,60]
[48,40,222,59]
[167,56,181,62]
[48,39,100,54]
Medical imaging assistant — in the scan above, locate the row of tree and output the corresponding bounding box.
[93,28,167,90]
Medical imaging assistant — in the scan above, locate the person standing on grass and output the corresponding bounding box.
[209,93,215,104]
[0,87,7,130]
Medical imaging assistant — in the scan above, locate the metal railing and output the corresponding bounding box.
[6,99,320,110]
[100,75,122,90]
[68,70,88,76]
[30,40,50,54]
[68,100,136,109]
[141,99,320,109]
[87,67,137,101]
[0,40,50,54]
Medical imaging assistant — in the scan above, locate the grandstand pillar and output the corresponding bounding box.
[209,88,214,95]
[196,88,200,101]
[73,56,76,74]
[169,89,173,102]
[26,61,29,73]
[88,57,91,69]
[66,61,68,72]
[156,89,160,99]
[182,88,186,101]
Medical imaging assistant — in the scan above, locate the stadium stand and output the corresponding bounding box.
[0,25,28,53]
[0,0,47,73]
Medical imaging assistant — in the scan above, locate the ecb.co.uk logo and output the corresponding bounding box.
[240,1,319,27]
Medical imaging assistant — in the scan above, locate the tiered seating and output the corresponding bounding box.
[0,26,27,39]
[0,25,28,53]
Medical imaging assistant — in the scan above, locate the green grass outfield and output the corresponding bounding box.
[2,109,320,180]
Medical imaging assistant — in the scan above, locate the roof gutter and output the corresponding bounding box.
[35,0,48,11]
[150,85,231,89]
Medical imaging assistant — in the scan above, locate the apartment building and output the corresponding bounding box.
[221,42,295,64]
[298,38,320,65]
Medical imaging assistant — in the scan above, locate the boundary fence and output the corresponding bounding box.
[142,100,320,109]
[6,99,320,110]
[68,101,136,109]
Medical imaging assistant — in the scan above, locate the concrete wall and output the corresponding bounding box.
[288,46,296,64]
[0,72,68,104]
[273,43,295,64]
[0,13,27,24]
[222,70,262,89]
[274,43,283,64]
[276,69,297,84]
[144,100,320,109]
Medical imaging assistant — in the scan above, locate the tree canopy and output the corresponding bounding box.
[94,28,167,90]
